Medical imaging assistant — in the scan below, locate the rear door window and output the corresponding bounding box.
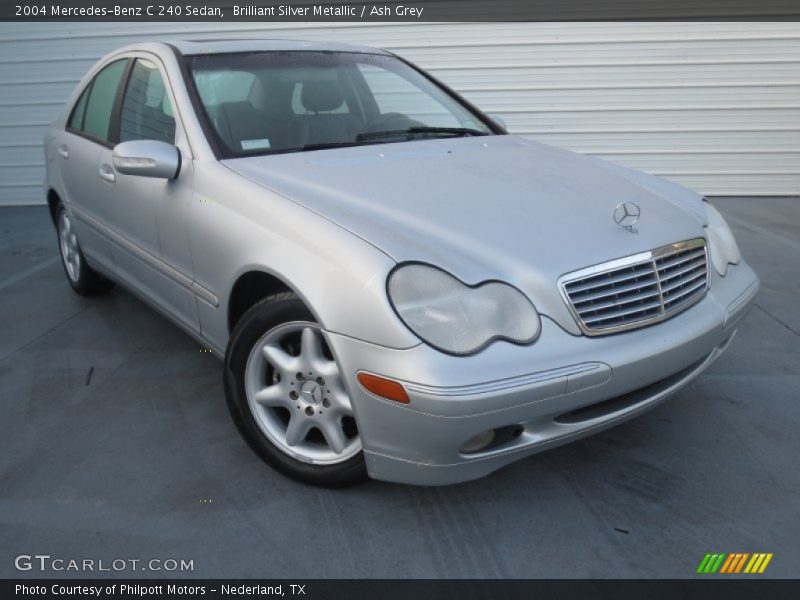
[80,59,127,142]
[68,86,90,130]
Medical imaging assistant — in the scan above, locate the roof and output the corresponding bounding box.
[168,39,390,56]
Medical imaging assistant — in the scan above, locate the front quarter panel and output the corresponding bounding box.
[190,161,419,352]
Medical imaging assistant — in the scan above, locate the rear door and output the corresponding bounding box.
[59,58,129,269]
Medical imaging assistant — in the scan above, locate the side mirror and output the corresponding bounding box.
[488,113,508,131]
[112,140,180,180]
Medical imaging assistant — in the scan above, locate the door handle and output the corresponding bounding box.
[98,164,116,183]
[58,145,69,159]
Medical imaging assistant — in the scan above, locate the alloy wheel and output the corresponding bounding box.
[244,321,361,464]
[58,211,81,283]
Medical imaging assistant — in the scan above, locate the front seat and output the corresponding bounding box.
[289,81,361,147]
[216,100,285,152]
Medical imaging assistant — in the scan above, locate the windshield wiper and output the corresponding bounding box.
[298,141,368,152]
[356,126,489,142]
[293,126,488,152]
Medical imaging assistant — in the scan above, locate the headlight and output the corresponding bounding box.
[387,264,540,355]
[703,200,741,276]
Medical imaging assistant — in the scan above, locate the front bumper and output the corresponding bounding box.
[326,262,760,486]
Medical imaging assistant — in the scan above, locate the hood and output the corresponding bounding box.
[225,135,707,327]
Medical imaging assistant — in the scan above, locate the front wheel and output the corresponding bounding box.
[224,293,367,487]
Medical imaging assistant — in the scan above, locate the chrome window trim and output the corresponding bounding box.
[558,238,709,337]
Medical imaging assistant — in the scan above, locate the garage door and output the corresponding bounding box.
[1,21,798,205]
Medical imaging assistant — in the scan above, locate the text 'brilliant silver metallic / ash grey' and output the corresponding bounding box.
[44,39,759,486]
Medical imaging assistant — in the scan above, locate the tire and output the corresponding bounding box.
[224,292,368,487]
[56,203,114,296]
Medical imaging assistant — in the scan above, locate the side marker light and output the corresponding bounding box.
[357,372,410,404]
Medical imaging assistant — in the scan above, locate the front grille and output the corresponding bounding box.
[560,238,708,335]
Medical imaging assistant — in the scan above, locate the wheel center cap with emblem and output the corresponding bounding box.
[613,201,641,232]
[300,381,323,405]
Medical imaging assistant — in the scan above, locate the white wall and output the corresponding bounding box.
[1,21,799,205]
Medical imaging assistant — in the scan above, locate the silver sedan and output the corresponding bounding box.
[44,40,759,487]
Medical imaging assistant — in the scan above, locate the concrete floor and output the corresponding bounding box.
[1,198,798,579]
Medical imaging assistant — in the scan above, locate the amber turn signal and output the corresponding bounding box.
[357,372,410,404]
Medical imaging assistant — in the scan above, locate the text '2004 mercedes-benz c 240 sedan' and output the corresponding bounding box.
[45,40,759,487]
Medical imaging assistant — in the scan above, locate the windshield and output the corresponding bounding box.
[186,51,496,157]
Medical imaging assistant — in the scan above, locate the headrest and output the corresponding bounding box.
[219,101,259,123]
[301,81,343,113]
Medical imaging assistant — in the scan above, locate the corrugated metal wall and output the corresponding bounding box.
[1,22,799,205]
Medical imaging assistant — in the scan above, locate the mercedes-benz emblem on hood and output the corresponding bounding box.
[613,201,641,232]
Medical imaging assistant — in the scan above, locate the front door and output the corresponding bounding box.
[103,56,198,334]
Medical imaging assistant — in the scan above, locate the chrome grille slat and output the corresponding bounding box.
[655,248,705,270]
[658,260,706,284]
[564,263,655,294]
[583,299,664,324]
[663,278,708,309]
[560,238,708,335]
[574,288,662,313]
[571,278,659,304]
[660,270,706,294]
[584,310,662,328]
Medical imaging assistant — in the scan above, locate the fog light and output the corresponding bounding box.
[460,429,496,454]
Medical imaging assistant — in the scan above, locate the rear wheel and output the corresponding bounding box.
[56,204,114,296]
[224,293,367,487]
